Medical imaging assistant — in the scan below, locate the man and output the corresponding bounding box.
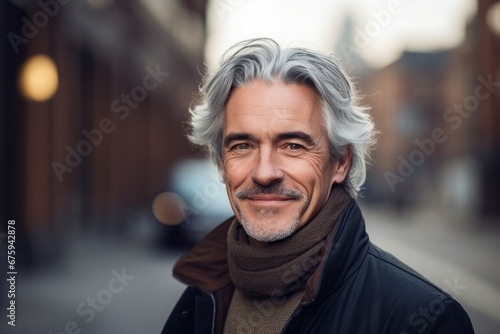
[162,38,474,333]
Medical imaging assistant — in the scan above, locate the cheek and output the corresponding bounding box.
[299,155,330,178]
[223,159,252,187]
[319,161,338,187]
[284,159,323,187]
[286,157,335,193]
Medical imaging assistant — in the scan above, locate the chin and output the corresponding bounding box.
[240,214,300,242]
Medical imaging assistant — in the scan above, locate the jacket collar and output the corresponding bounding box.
[173,201,370,304]
[173,217,234,295]
[302,201,370,304]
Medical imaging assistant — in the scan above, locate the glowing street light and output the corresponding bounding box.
[18,54,59,102]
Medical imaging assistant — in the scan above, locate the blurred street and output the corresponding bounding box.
[2,1,500,333]
[3,207,499,334]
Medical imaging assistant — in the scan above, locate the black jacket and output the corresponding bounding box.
[162,201,475,333]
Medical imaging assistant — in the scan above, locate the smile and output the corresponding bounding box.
[247,195,292,201]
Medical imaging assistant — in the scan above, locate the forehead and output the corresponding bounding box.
[224,80,324,133]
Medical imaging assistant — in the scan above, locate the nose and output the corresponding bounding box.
[251,148,284,186]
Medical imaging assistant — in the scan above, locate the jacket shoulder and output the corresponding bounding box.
[363,244,475,333]
[289,243,475,333]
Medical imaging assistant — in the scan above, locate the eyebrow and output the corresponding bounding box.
[223,133,257,147]
[277,132,315,146]
[223,131,315,147]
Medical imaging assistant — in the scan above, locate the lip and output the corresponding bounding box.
[246,195,292,201]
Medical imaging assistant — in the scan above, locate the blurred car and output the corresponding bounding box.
[155,159,233,246]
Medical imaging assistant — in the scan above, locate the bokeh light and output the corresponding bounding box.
[152,191,187,226]
[18,54,59,102]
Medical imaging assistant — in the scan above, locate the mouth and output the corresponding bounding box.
[246,195,292,201]
[236,185,303,203]
[242,195,298,209]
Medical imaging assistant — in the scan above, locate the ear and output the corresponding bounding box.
[332,146,352,184]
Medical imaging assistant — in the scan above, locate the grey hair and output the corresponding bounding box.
[188,38,376,198]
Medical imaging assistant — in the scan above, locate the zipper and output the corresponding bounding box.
[174,273,219,334]
[210,293,217,334]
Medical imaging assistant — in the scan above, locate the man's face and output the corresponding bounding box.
[221,80,350,243]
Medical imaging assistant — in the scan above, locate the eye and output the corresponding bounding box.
[287,143,304,150]
[232,143,250,151]
[282,143,306,156]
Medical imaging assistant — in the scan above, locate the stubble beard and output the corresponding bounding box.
[237,200,307,242]
[234,184,309,242]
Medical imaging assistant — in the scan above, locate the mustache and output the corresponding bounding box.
[236,183,303,200]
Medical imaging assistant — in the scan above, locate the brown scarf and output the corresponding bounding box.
[227,185,351,298]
